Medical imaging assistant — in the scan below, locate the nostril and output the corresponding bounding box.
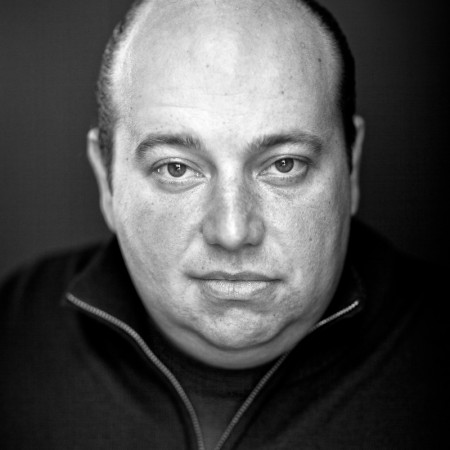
[201,180,265,250]
[247,217,265,246]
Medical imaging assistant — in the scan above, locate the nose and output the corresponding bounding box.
[202,177,265,251]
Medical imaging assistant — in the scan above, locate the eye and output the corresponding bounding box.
[152,160,204,186]
[261,157,309,178]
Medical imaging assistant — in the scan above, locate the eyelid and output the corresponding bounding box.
[150,158,205,187]
[259,155,310,175]
[152,158,202,174]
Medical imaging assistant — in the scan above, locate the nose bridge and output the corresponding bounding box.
[202,172,264,250]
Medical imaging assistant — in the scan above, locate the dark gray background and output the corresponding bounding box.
[1,0,449,278]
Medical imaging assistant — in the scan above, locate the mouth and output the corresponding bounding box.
[190,271,280,301]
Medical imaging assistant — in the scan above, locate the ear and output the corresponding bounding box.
[350,115,365,216]
[87,128,116,232]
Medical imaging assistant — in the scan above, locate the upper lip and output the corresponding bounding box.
[191,271,276,282]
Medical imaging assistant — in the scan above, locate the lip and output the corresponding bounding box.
[191,271,279,301]
[194,271,275,282]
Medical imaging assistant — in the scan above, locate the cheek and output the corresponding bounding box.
[271,172,349,244]
[112,179,200,277]
[267,168,351,290]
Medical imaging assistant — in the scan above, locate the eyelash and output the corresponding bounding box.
[152,160,204,185]
[261,157,310,177]
[151,156,310,186]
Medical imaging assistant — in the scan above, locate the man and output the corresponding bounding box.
[0,0,447,448]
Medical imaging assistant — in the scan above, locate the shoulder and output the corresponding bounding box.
[346,221,449,442]
[348,220,449,381]
[350,221,449,390]
[0,242,104,320]
[349,219,444,302]
[0,241,109,389]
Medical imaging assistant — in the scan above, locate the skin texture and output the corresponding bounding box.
[88,0,364,369]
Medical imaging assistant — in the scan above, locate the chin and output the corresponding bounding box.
[199,316,286,352]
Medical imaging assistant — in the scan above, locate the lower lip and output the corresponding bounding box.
[195,279,278,301]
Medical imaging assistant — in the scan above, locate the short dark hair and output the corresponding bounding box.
[300,0,356,162]
[96,0,356,186]
[97,0,144,187]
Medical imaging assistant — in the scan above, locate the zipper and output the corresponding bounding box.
[67,293,359,450]
[66,293,206,450]
[213,299,360,450]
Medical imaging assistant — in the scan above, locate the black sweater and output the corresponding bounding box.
[1,221,448,449]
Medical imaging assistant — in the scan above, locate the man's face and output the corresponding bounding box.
[94,0,361,369]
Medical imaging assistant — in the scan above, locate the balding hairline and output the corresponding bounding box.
[113,0,340,125]
[109,1,153,128]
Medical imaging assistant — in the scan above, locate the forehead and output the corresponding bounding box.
[113,0,339,139]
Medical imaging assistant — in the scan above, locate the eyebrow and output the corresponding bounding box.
[249,131,323,155]
[136,133,205,161]
[135,130,323,160]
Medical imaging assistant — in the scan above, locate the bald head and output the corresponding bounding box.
[97,0,355,184]
[89,0,363,369]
